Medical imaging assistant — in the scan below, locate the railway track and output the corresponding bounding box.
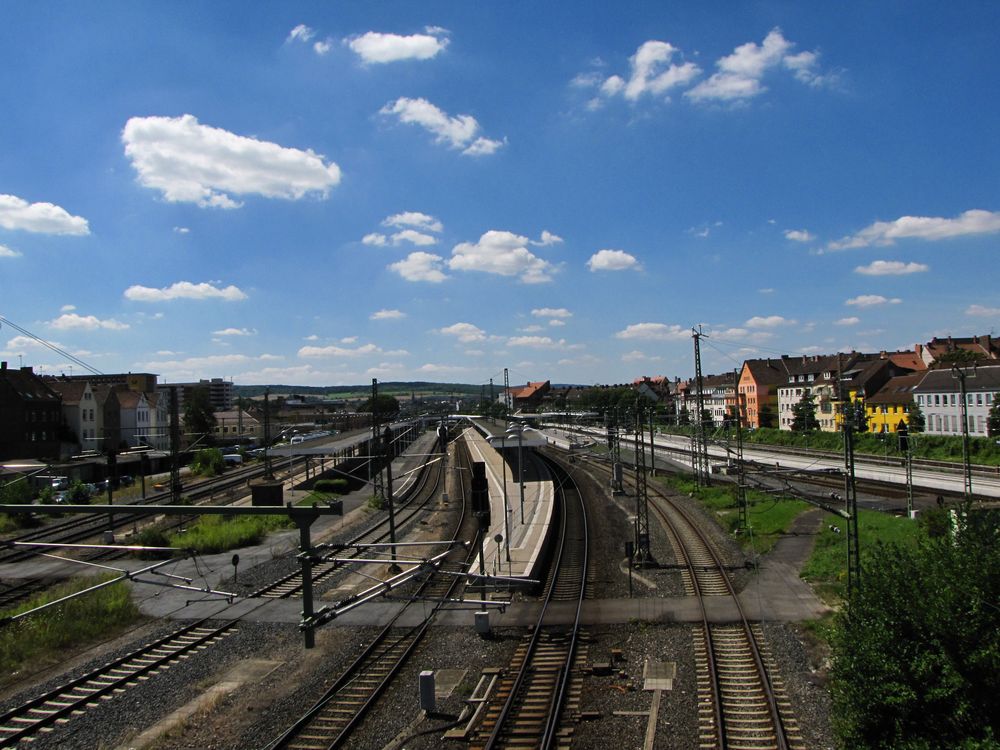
[471,450,589,750]
[251,433,446,599]
[264,431,474,750]
[579,443,804,750]
[0,618,237,746]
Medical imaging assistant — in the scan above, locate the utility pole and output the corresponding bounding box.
[899,423,914,517]
[633,400,653,565]
[383,425,398,570]
[608,408,624,495]
[952,363,976,502]
[838,356,861,598]
[263,388,273,480]
[169,386,182,504]
[503,368,511,417]
[371,379,385,507]
[734,371,748,532]
[692,326,711,486]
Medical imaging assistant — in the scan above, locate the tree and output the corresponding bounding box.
[359,394,400,420]
[758,403,776,429]
[791,391,820,432]
[908,399,926,433]
[191,447,225,477]
[830,511,1000,749]
[184,387,216,446]
[678,406,691,426]
[988,393,1000,437]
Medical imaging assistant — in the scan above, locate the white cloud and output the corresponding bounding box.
[124,281,248,302]
[0,243,21,258]
[371,309,406,320]
[835,317,861,326]
[549,319,566,327]
[507,336,580,350]
[532,307,572,319]
[391,229,437,246]
[363,233,388,246]
[745,315,796,328]
[449,231,555,283]
[829,209,1000,250]
[520,325,544,333]
[615,323,689,341]
[595,40,701,103]
[303,335,319,341]
[855,260,929,276]
[47,313,129,331]
[122,114,341,208]
[313,39,333,56]
[60,304,76,312]
[439,322,486,343]
[587,249,639,272]
[686,28,824,103]
[346,31,448,64]
[212,327,256,336]
[622,350,663,363]
[173,226,190,234]
[287,24,316,43]
[298,343,380,358]
[0,194,90,235]
[530,230,563,246]
[380,97,504,156]
[340,336,358,344]
[389,251,448,283]
[966,304,1000,317]
[845,295,902,308]
[784,228,815,242]
[383,211,443,233]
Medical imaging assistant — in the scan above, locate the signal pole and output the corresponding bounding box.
[633,401,653,565]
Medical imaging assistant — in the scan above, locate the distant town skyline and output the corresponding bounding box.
[2,4,998,387]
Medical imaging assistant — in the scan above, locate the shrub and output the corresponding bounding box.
[314,479,348,494]
[190,448,225,477]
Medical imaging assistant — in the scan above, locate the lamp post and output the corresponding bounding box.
[500,434,511,563]
[507,424,525,524]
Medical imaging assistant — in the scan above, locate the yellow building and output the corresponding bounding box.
[864,373,925,433]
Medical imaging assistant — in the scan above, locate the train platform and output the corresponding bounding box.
[460,424,554,584]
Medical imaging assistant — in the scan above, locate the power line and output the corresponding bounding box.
[0,315,103,376]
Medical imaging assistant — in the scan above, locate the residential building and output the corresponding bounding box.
[866,372,925,433]
[679,372,736,426]
[0,362,62,460]
[738,359,790,428]
[118,390,154,449]
[45,379,98,456]
[157,378,234,414]
[506,381,551,412]
[913,364,1000,437]
[93,385,123,452]
[916,335,1000,368]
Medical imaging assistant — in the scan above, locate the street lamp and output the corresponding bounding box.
[507,424,525,524]
[500,433,511,563]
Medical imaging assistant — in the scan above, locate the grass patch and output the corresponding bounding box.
[655,474,809,555]
[800,508,924,605]
[170,514,294,554]
[0,574,140,682]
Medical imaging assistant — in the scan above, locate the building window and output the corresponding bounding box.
[934,395,940,406]
[976,394,983,406]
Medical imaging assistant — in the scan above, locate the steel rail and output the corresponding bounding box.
[264,430,474,750]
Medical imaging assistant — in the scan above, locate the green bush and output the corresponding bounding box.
[170,514,293,554]
[190,448,225,477]
[0,575,140,679]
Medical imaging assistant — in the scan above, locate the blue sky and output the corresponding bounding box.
[1,3,998,387]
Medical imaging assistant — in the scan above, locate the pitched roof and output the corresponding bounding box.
[914,363,1000,393]
[0,366,60,403]
[867,372,926,405]
[742,358,791,386]
[44,379,88,404]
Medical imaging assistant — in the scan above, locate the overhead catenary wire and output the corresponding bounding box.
[0,315,104,376]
